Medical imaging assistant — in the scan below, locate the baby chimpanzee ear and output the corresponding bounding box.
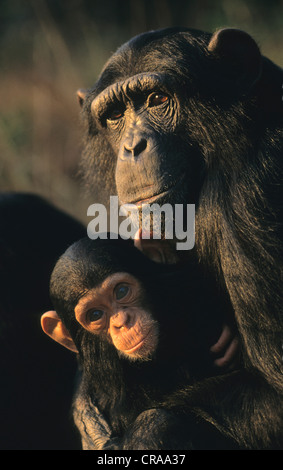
[41,311,78,353]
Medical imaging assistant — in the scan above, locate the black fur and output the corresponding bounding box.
[51,237,282,449]
[77,27,283,448]
[79,27,283,388]
[50,237,238,449]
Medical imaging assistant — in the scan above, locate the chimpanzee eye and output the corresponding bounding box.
[107,108,124,121]
[115,284,129,300]
[148,93,169,107]
[87,309,104,322]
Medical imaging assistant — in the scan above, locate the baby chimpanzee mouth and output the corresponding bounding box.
[123,336,147,354]
[120,324,159,360]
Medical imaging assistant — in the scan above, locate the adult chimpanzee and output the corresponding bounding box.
[0,192,85,449]
[77,28,283,408]
[42,237,282,450]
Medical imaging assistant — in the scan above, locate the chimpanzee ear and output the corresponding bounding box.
[77,88,87,107]
[41,311,78,353]
[208,28,262,90]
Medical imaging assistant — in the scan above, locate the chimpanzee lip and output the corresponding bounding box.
[119,187,171,207]
[124,174,186,207]
[122,330,152,354]
[134,188,172,207]
[122,336,147,354]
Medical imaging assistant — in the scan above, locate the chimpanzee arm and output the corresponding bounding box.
[73,390,238,450]
[73,390,195,450]
[122,409,194,450]
[122,408,239,450]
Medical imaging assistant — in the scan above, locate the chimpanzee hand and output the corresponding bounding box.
[74,394,194,450]
[210,323,240,370]
[73,392,117,450]
[73,392,191,450]
[134,234,240,370]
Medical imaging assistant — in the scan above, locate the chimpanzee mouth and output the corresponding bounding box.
[134,188,172,207]
[123,336,147,354]
[122,327,154,354]
[121,323,159,359]
[126,175,186,207]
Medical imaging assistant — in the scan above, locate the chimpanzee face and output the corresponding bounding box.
[41,270,159,362]
[90,72,198,207]
[74,272,159,361]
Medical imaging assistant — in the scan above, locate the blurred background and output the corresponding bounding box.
[0,0,282,224]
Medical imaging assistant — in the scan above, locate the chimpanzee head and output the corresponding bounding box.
[41,237,166,361]
[78,27,263,207]
[41,236,237,379]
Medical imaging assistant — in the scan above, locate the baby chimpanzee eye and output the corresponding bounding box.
[87,309,104,322]
[115,285,129,300]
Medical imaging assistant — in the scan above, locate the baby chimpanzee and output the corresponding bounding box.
[41,237,240,450]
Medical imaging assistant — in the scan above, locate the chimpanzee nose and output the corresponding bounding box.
[124,138,147,157]
[111,311,130,329]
